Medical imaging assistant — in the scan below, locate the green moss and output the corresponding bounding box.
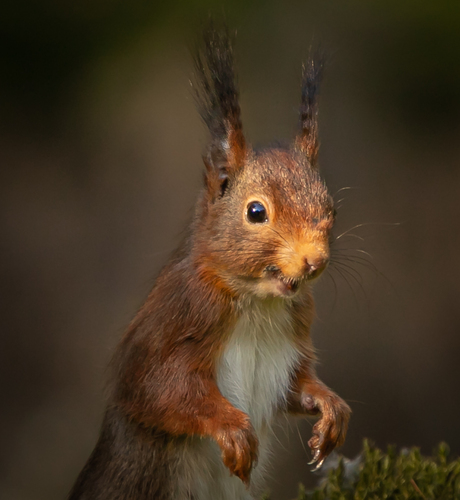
[293,441,460,500]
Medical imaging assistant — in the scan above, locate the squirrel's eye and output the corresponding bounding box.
[246,201,268,224]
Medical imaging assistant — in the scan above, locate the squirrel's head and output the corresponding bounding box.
[193,26,334,300]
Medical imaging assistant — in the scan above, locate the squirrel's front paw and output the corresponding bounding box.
[214,419,259,486]
[303,393,351,471]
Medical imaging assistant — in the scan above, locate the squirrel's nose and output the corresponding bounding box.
[303,256,329,278]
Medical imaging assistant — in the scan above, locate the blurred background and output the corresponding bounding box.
[2,1,460,499]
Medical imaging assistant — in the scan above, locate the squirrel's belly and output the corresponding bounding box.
[217,300,301,431]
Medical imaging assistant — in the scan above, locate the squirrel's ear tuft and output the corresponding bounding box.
[295,52,325,168]
[193,23,246,199]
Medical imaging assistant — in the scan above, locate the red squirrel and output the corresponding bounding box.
[69,26,351,500]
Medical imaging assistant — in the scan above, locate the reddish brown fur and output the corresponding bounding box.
[69,27,351,500]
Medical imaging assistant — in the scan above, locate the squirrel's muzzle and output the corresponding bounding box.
[278,240,329,281]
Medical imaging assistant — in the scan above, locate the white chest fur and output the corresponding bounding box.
[217,299,301,432]
[177,299,302,500]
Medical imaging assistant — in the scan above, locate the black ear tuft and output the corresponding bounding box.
[296,49,326,167]
[193,22,246,198]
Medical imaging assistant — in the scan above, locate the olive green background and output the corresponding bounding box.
[2,1,460,499]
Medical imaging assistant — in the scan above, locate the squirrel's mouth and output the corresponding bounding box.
[264,266,303,297]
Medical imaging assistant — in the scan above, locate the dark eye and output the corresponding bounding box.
[246,201,267,224]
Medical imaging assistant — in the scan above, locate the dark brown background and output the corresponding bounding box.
[2,1,460,499]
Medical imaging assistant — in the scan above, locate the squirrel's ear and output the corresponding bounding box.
[295,54,324,168]
[202,129,246,200]
[193,24,246,200]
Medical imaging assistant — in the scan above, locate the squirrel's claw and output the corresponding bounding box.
[216,420,259,487]
[307,449,320,465]
[308,432,336,472]
[311,456,326,472]
[304,391,351,473]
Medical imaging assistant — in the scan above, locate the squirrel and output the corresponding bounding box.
[68,25,351,500]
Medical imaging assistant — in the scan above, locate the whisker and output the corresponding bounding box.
[330,264,359,307]
[334,233,365,242]
[271,422,288,452]
[295,420,309,458]
[332,261,366,297]
[353,248,374,259]
[333,255,377,274]
[332,259,364,282]
[335,223,369,240]
[331,251,396,292]
[335,222,402,241]
[333,186,358,199]
[332,253,375,267]
[324,268,339,312]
